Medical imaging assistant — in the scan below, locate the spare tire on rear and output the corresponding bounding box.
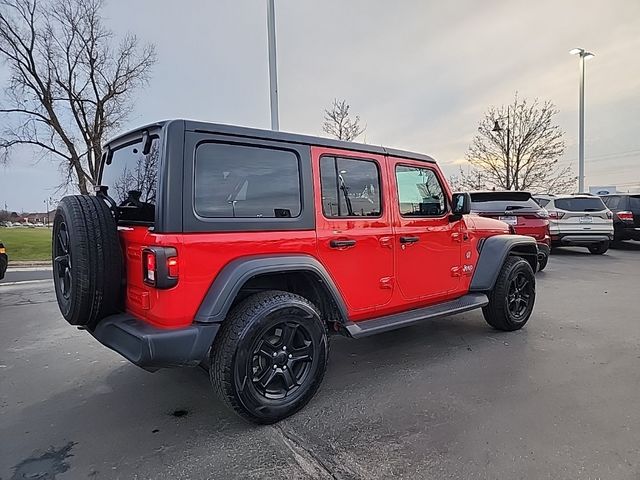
[52,195,123,329]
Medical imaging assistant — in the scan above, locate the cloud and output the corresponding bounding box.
[1,0,639,210]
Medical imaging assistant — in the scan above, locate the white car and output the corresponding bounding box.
[533,194,614,254]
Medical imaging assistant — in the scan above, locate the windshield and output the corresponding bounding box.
[101,136,160,223]
[554,197,606,212]
[470,192,539,212]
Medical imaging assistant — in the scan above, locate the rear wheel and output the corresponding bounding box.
[210,291,328,424]
[52,195,122,328]
[483,256,535,331]
[588,241,609,255]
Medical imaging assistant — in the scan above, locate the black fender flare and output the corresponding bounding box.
[469,235,538,292]
[194,255,349,324]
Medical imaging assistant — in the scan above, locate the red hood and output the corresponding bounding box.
[465,214,510,235]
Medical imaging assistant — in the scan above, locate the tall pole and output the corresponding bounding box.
[578,54,585,192]
[266,0,279,131]
[506,106,510,190]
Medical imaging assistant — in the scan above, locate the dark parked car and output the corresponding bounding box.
[600,194,640,243]
[470,191,551,270]
[0,242,7,280]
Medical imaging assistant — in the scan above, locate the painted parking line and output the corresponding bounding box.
[0,279,53,287]
[6,267,53,272]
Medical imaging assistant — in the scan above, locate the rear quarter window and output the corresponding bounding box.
[194,143,302,219]
[554,197,606,212]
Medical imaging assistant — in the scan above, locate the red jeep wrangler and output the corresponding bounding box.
[52,120,538,423]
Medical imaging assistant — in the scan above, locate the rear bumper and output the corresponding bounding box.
[552,233,613,246]
[92,314,219,371]
[615,227,640,241]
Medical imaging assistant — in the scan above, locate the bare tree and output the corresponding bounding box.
[465,94,575,194]
[322,98,365,142]
[449,166,489,192]
[0,0,156,193]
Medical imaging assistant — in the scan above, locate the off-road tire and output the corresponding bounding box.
[52,195,123,328]
[537,252,549,271]
[588,241,609,255]
[483,256,535,331]
[210,290,328,424]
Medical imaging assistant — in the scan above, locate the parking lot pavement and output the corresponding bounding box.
[0,268,52,284]
[1,243,639,479]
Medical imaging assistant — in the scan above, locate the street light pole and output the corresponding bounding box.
[266,0,279,131]
[492,106,511,190]
[570,48,595,193]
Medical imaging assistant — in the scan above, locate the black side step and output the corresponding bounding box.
[345,293,489,338]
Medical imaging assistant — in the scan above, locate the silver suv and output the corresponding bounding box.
[533,194,614,254]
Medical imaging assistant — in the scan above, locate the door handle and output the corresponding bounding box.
[400,236,420,244]
[330,239,356,248]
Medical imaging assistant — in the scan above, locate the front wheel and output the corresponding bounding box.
[588,241,609,255]
[210,290,328,424]
[483,256,536,331]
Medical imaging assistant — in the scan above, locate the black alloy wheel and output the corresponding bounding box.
[482,256,536,331]
[249,320,316,400]
[53,221,72,302]
[506,272,533,321]
[211,290,329,424]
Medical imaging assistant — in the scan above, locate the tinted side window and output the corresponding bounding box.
[194,143,301,218]
[320,157,381,217]
[396,165,446,216]
[630,196,640,211]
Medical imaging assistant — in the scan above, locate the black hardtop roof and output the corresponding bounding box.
[106,119,436,164]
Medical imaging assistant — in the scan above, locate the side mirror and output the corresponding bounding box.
[450,192,471,220]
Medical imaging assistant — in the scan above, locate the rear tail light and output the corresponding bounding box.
[167,256,179,278]
[616,211,634,222]
[142,247,178,289]
[548,211,565,220]
[144,251,156,284]
[535,209,549,219]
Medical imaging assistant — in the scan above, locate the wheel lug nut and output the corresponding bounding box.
[283,346,287,351]
[273,352,277,357]
[288,354,292,358]
[283,365,287,370]
[273,365,277,369]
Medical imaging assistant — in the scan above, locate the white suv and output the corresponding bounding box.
[533,194,614,254]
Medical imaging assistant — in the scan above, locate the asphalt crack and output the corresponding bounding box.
[270,424,362,480]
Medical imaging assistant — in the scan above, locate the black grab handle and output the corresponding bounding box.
[330,239,357,248]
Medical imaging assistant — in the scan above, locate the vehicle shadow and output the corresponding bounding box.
[4,312,517,444]
[550,247,592,256]
[610,240,640,251]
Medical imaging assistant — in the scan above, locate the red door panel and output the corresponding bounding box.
[312,147,394,313]
[389,159,462,302]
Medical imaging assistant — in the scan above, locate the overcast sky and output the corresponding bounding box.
[1,0,639,212]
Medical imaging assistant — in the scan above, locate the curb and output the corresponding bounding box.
[7,261,51,268]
